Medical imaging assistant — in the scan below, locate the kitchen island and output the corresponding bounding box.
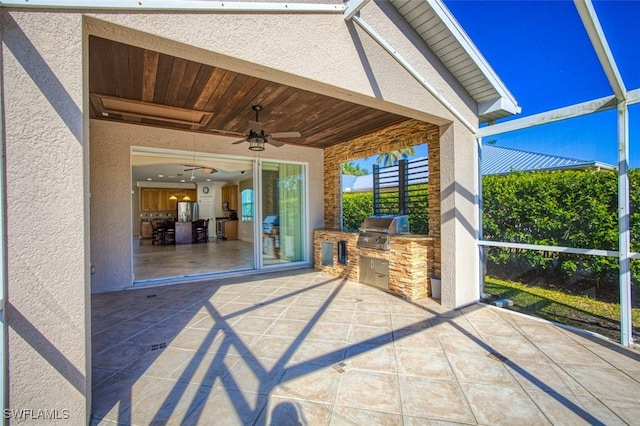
[175,222,192,244]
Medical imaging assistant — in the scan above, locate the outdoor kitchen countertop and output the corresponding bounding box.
[315,228,431,239]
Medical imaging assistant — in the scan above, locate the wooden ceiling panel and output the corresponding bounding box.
[88,36,410,148]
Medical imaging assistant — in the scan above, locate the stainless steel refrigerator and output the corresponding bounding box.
[177,201,199,222]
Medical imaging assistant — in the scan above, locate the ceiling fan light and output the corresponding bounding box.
[202,167,214,174]
[248,137,265,151]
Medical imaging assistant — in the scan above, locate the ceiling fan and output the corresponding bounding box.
[184,165,217,174]
[232,105,301,151]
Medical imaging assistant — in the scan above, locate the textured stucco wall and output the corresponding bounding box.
[439,122,479,308]
[90,120,324,293]
[2,10,89,424]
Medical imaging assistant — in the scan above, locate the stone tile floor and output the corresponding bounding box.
[91,269,640,425]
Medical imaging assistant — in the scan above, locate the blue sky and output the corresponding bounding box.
[354,0,639,171]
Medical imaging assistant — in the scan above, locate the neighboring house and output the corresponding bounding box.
[342,147,614,192]
[1,0,519,421]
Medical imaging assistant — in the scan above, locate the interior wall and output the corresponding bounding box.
[90,119,323,293]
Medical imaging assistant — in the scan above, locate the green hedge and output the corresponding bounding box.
[342,169,640,287]
[342,183,429,233]
[483,168,640,287]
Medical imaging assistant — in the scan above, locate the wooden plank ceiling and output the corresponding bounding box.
[89,36,410,149]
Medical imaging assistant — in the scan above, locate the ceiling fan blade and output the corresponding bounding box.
[232,138,248,145]
[266,138,284,147]
[269,131,301,138]
[249,120,262,134]
[184,168,200,171]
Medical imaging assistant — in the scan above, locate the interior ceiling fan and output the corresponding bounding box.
[183,165,217,174]
[232,105,301,151]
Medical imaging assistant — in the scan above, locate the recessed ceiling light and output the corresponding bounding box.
[180,179,185,183]
[102,112,109,117]
[158,174,164,178]
[147,178,152,181]
[206,179,211,182]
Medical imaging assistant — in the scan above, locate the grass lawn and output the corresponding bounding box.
[483,277,640,342]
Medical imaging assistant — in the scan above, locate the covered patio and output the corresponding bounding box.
[92,269,640,425]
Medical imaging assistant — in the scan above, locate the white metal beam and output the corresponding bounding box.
[343,0,369,21]
[477,240,619,258]
[477,88,639,138]
[350,15,477,134]
[0,0,346,12]
[574,0,627,101]
[617,100,632,346]
[476,93,617,138]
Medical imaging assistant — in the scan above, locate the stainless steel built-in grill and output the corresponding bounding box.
[356,215,410,251]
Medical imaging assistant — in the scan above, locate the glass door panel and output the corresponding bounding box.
[261,162,305,266]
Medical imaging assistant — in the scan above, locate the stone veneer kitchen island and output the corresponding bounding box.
[314,229,438,300]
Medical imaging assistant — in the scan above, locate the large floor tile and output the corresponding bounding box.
[259,397,333,426]
[345,342,397,374]
[396,347,456,381]
[446,352,516,386]
[272,363,341,404]
[461,382,550,425]
[527,390,628,426]
[118,378,208,425]
[561,365,640,403]
[183,388,268,425]
[335,370,401,414]
[398,376,475,423]
[331,405,402,425]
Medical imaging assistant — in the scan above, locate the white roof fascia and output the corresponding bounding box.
[574,0,627,101]
[477,97,519,119]
[0,0,346,12]
[350,14,478,133]
[426,0,521,117]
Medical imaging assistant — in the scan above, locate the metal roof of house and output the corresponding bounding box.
[390,0,521,123]
[342,147,614,192]
[481,145,615,175]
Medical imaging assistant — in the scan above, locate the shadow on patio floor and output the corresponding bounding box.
[91,268,640,425]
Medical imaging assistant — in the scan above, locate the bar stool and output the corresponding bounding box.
[163,221,176,244]
[151,221,164,245]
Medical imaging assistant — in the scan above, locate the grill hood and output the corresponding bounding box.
[359,215,410,235]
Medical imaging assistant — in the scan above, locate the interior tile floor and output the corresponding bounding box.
[133,238,254,281]
[91,269,640,425]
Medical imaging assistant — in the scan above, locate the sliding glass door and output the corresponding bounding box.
[261,161,306,266]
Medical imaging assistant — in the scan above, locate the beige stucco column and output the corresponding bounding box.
[439,122,480,308]
[2,11,90,423]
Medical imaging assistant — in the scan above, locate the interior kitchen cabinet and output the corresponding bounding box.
[223,220,238,240]
[221,185,238,211]
[141,188,197,212]
[141,188,159,211]
[140,221,153,238]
